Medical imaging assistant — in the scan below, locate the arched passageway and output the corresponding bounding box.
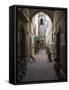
[17,8,66,82]
[23,12,59,82]
[30,12,53,60]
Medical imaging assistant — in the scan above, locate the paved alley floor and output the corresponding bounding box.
[23,49,58,82]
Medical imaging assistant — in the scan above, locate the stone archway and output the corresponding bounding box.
[29,9,54,22]
[30,11,53,57]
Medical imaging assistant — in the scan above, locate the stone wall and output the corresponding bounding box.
[18,8,31,61]
[53,10,66,74]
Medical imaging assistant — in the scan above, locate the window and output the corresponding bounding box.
[40,18,43,25]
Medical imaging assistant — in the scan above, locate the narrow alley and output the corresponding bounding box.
[17,8,66,82]
[23,49,58,82]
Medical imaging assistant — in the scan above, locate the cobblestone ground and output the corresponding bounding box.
[23,49,58,82]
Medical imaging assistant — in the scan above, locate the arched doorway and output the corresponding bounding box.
[30,12,52,57]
